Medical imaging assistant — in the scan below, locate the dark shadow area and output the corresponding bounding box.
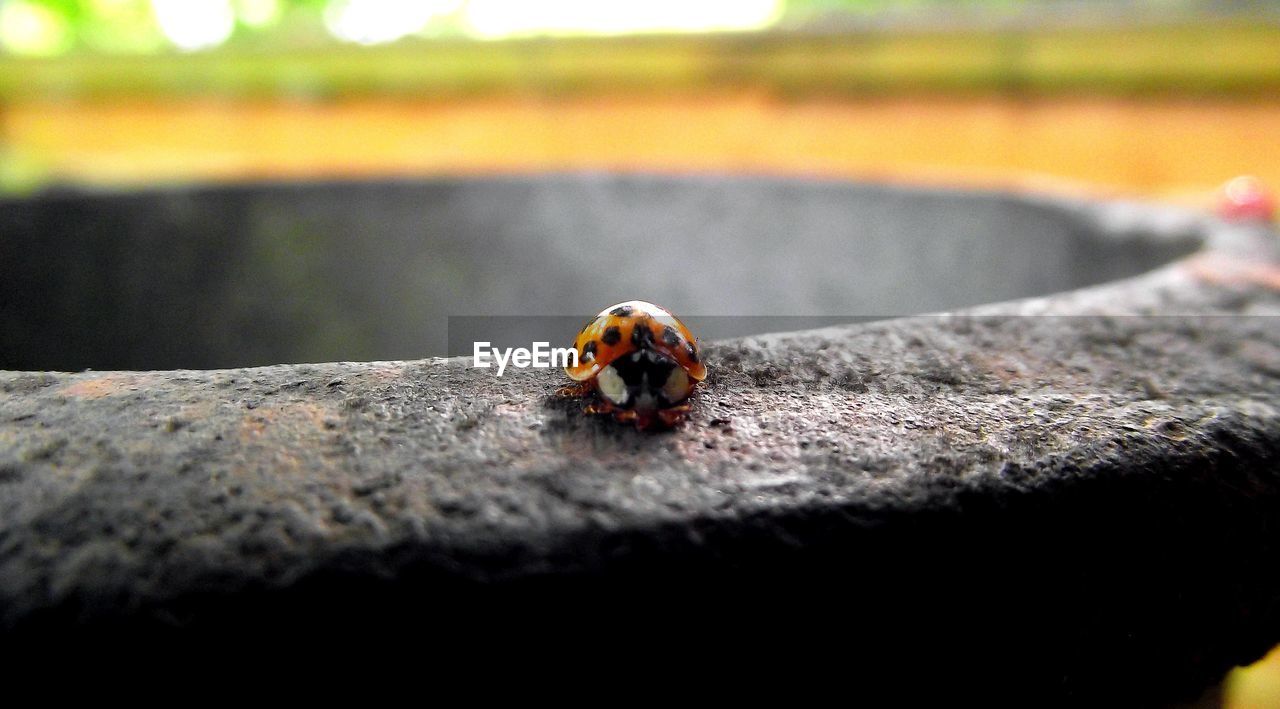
[5,418,1276,705]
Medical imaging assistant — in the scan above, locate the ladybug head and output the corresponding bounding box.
[596,348,692,412]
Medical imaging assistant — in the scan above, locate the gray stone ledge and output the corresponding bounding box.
[0,178,1278,701]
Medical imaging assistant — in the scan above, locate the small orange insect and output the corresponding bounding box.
[560,300,706,430]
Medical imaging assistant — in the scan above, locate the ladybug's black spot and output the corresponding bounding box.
[687,342,699,363]
[662,326,681,348]
[631,323,655,348]
[601,326,622,346]
[609,305,634,317]
[582,340,598,359]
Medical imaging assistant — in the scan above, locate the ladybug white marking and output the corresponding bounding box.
[596,365,628,406]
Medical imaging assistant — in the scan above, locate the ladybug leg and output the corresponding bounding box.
[584,398,615,416]
[613,409,639,425]
[656,404,692,428]
[555,381,595,399]
[633,411,662,431]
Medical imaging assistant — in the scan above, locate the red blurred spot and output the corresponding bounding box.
[1217,176,1276,223]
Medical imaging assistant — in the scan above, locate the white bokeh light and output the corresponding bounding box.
[234,0,282,28]
[0,0,73,56]
[151,0,236,51]
[465,0,783,38]
[324,0,460,45]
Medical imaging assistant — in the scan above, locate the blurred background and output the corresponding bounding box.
[0,0,1277,205]
[1,2,1278,702]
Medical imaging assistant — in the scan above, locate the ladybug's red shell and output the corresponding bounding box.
[566,300,706,383]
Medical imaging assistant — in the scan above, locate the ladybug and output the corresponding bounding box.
[560,300,707,429]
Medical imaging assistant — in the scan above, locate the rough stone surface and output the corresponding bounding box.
[0,181,1278,701]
